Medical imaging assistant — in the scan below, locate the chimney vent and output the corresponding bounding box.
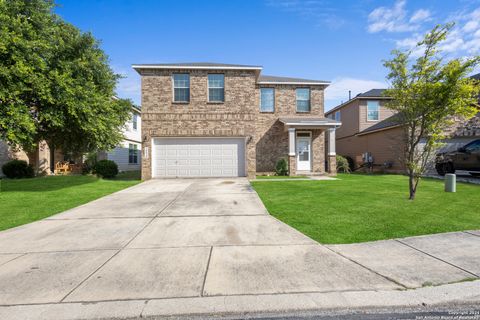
[349,90,351,100]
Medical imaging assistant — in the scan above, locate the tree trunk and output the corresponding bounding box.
[408,172,416,200]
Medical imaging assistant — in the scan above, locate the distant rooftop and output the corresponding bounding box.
[356,89,387,98]
[258,75,330,85]
[472,73,480,80]
[326,88,390,115]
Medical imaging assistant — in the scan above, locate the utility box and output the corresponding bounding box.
[445,174,456,193]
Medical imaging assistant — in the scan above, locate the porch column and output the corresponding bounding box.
[288,128,296,176]
[327,128,337,175]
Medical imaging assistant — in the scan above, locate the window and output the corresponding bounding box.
[129,144,138,164]
[296,88,310,112]
[465,140,480,152]
[335,111,341,121]
[260,88,275,112]
[208,74,224,102]
[173,73,190,102]
[132,113,138,131]
[367,101,380,121]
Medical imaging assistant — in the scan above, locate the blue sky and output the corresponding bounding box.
[56,0,480,111]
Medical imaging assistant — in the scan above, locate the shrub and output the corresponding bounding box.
[336,155,351,173]
[93,160,118,178]
[275,158,289,176]
[345,155,355,172]
[1,160,35,179]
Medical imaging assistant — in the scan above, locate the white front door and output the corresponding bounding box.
[296,136,311,171]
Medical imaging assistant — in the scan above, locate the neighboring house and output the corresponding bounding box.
[0,103,141,177]
[326,73,480,173]
[98,105,142,171]
[325,89,403,172]
[132,62,340,179]
[0,140,71,177]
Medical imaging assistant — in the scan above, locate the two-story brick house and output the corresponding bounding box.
[133,63,340,179]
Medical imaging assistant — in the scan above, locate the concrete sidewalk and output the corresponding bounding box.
[0,178,479,319]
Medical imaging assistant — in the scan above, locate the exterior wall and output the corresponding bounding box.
[358,99,396,132]
[124,108,142,143]
[337,127,405,172]
[329,100,360,139]
[140,69,257,180]
[106,140,141,172]
[254,84,327,174]
[0,141,29,177]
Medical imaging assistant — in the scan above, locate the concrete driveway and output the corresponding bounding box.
[0,178,479,319]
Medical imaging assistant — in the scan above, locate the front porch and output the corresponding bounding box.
[279,117,341,176]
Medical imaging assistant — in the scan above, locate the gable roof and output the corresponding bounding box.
[257,75,330,85]
[325,88,391,115]
[356,89,387,98]
[132,62,262,70]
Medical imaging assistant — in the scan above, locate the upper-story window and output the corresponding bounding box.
[208,74,225,102]
[335,111,341,121]
[260,88,275,112]
[296,88,310,112]
[367,101,380,121]
[173,73,190,102]
[132,113,138,131]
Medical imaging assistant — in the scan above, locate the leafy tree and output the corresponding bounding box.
[0,0,132,155]
[383,23,480,200]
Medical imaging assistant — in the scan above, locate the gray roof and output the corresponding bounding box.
[326,88,391,115]
[132,62,262,69]
[472,73,480,80]
[258,75,330,84]
[358,113,403,135]
[356,89,387,98]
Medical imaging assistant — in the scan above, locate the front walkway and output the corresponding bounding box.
[0,178,479,319]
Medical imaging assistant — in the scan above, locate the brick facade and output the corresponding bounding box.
[137,66,330,179]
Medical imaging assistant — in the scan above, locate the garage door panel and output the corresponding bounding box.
[153,138,245,178]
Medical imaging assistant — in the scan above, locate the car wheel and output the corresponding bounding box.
[436,164,446,176]
[469,172,480,177]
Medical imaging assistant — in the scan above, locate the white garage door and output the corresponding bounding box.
[152,137,246,178]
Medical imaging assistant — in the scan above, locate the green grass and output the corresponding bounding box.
[251,174,480,244]
[0,175,140,231]
[255,175,308,179]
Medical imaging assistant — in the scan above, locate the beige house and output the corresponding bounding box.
[325,89,405,172]
[132,62,340,179]
[326,79,480,173]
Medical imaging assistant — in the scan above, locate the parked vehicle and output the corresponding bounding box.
[435,139,480,176]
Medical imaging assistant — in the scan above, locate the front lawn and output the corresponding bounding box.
[251,174,480,244]
[0,175,140,231]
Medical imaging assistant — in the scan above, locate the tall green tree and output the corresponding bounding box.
[0,0,132,155]
[384,23,480,200]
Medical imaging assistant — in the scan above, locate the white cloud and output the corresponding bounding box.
[368,0,426,33]
[389,2,480,58]
[325,77,386,111]
[410,9,431,23]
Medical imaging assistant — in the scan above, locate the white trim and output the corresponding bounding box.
[288,128,296,156]
[133,65,262,71]
[283,122,341,127]
[257,81,330,85]
[328,152,336,156]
